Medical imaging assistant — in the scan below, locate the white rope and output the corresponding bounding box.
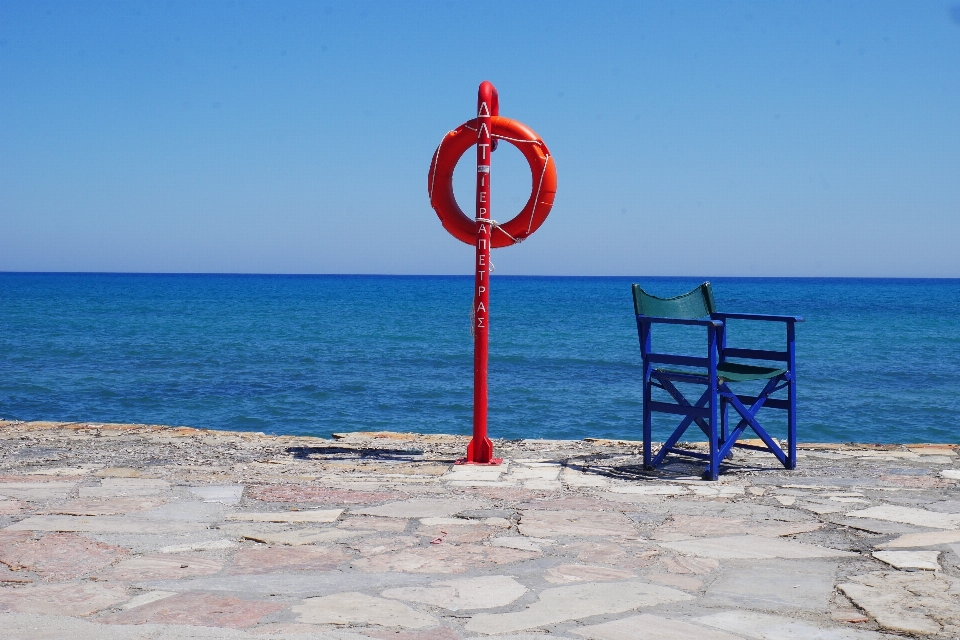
[476,217,521,245]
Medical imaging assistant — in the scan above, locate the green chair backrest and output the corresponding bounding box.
[632,282,717,319]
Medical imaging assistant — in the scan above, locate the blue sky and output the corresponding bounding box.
[1,1,959,277]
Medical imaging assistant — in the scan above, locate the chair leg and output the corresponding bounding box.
[787,377,797,470]
[704,375,720,481]
[643,374,653,470]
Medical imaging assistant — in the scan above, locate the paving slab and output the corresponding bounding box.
[827,516,930,535]
[187,485,244,504]
[845,505,960,529]
[241,527,369,546]
[872,550,941,570]
[352,543,537,574]
[382,575,528,609]
[224,509,343,523]
[42,496,168,515]
[248,485,400,504]
[79,478,169,498]
[660,535,854,560]
[292,591,437,628]
[543,564,636,584]
[694,610,885,639]
[0,581,129,616]
[572,614,741,640]
[703,559,838,612]
[352,498,489,519]
[0,482,76,501]
[0,531,128,580]
[101,592,285,628]
[121,590,178,610]
[645,573,703,591]
[6,515,208,533]
[100,553,224,581]
[465,581,693,635]
[838,570,959,635]
[147,569,436,598]
[518,510,637,538]
[228,545,351,574]
[652,515,820,540]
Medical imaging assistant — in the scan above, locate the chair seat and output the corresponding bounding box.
[658,362,787,383]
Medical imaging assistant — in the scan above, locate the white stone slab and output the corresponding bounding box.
[573,614,742,640]
[0,482,76,501]
[695,610,884,639]
[241,527,367,546]
[352,497,488,519]
[489,536,552,552]
[187,485,244,504]
[5,515,207,533]
[609,485,687,496]
[158,539,238,553]
[224,509,342,523]
[562,470,610,487]
[877,530,960,548]
[845,505,960,530]
[659,535,854,560]
[382,575,527,610]
[120,590,178,610]
[292,591,436,628]
[79,478,169,498]
[443,466,506,481]
[872,550,940,571]
[774,496,796,506]
[691,485,745,497]
[508,466,560,481]
[465,581,693,635]
[940,469,960,480]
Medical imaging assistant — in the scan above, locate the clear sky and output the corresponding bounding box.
[1,1,959,277]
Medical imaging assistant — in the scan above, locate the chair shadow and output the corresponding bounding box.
[285,445,425,462]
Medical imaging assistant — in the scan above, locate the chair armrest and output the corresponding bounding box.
[636,315,723,328]
[712,312,804,323]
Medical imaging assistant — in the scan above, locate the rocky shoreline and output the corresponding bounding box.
[0,420,958,638]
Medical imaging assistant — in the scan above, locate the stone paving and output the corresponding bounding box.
[0,420,958,639]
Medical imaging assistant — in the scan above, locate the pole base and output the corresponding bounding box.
[459,437,501,465]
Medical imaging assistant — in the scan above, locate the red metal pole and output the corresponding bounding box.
[465,80,500,464]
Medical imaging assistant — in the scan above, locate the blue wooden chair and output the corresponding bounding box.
[633,282,803,480]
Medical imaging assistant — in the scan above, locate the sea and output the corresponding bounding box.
[1,273,958,444]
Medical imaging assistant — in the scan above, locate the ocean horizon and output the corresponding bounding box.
[2,273,958,444]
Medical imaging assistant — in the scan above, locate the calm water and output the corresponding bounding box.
[1,274,958,444]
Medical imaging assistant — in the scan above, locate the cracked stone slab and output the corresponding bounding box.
[838,570,960,635]
[652,515,821,540]
[659,535,855,560]
[694,610,885,638]
[382,575,528,610]
[872,550,941,571]
[224,509,343,523]
[0,581,129,616]
[241,526,370,546]
[351,497,489,519]
[518,510,638,538]
[703,559,838,612]
[879,530,960,548]
[292,591,437,628]
[228,545,351,575]
[543,564,636,584]
[187,485,244,504]
[101,591,285,629]
[41,497,168,516]
[145,569,436,598]
[79,478,169,498]
[121,590,178,610]
[0,482,76,501]
[489,536,551,552]
[0,531,128,580]
[5,515,208,533]
[572,614,742,640]
[99,553,224,581]
[352,542,537,574]
[247,485,400,504]
[845,505,960,529]
[465,581,693,634]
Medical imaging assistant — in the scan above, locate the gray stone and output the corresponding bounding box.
[827,516,931,535]
[465,581,693,635]
[0,482,76,501]
[518,510,638,538]
[145,570,435,598]
[878,530,960,548]
[187,485,244,504]
[703,560,838,612]
[292,592,437,628]
[6,515,208,533]
[839,571,958,635]
[351,497,489,519]
[659,535,854,560]
[872,550,940,570]
[382,575,528,610]
[224,509,342,523]
[240,527,369,546]
[695,610,885,638]
[79,478,169,498]
[845,505,960,529]
[572,614,742,640]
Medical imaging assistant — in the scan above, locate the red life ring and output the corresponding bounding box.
[428,116,557,248]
